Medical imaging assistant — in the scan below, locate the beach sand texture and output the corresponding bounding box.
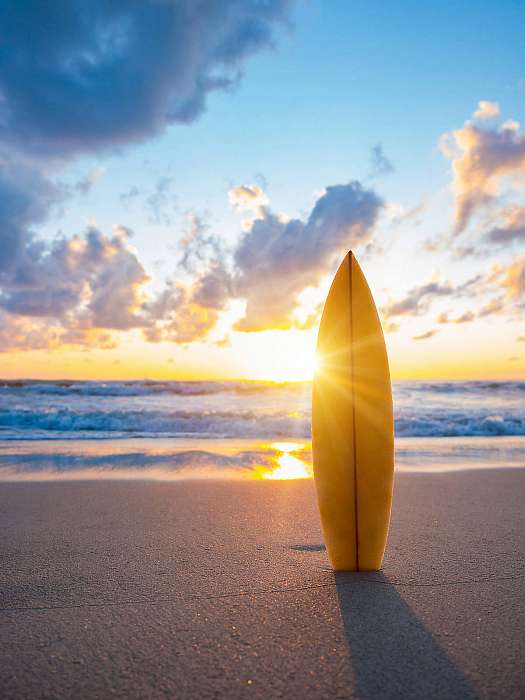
[1,470,524,699]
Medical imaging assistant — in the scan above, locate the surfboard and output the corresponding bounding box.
[312,251,394,571]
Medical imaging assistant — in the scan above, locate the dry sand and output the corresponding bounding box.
[1,469,524,698]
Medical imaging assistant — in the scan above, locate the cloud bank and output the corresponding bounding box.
[0,175,384,350]
[145,181,384,342]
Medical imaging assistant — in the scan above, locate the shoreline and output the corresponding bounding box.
[0,435,524,482]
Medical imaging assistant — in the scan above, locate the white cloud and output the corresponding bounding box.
[473,100,500,120]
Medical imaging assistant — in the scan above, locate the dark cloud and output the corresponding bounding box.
[0,0,293,158]
[0,160,63,274]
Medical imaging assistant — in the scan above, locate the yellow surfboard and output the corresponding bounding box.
[312,251,394,571]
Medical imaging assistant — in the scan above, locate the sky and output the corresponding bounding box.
[0,0,524,381]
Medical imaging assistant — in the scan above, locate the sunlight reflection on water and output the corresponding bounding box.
[258,441,312,480]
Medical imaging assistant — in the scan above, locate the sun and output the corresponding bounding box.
[233,329,320,382]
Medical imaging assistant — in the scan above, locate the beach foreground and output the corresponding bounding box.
[1,470,524,699]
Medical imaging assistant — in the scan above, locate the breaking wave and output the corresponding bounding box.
[0,380,523,439]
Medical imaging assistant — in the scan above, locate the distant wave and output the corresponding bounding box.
[395,381,525,395]
[0,379,306,397]
[1,378,523,397]
[0,380,523,439]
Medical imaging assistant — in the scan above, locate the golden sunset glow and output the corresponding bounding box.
[231,329,320,382]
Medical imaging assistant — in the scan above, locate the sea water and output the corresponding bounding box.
[0,380,524,479]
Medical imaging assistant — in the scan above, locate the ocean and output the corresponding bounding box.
[0,380,524,480]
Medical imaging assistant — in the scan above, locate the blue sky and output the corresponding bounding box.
[1,1,524,379]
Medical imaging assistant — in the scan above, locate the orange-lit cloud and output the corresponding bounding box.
[473,100,500,120]
[486,206,525,245]
[440,109,525,232]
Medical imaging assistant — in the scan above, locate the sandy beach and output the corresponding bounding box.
[1,469,524,699]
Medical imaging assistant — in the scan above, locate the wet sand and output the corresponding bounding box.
[1,469,524,698]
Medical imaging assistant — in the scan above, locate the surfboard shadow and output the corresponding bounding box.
[290,543,326,552]
[335,572,478,699]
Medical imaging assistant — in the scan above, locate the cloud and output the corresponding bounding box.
[436,310,475,324]
[144,180,383,342]
[486,206,525,244]
[383,321,399,334]
[382,281,454,319]
[440,112,525,232]
[142,214,233,344]
[0,0,293,158]
[0,173,384,349]
[0,154,155,347]
[73,167,105,195]
[0,160,63,274]
[228,184,269,211]
[0,312,61,352]
[0,222,151,339]
[84,228,150,330]
[120,185,141,206]
[473,101,500,120]
[432,258,525,323]
[381,272,485,326]
[233,181,383,330]
[477,296,505,318]
[228,184,269,230]
[0,308,117,353]
[369,144,394,177]
[497,257,525,300]
[144,281,223,344]
[145,177,177,225]
[413,329,438,340]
